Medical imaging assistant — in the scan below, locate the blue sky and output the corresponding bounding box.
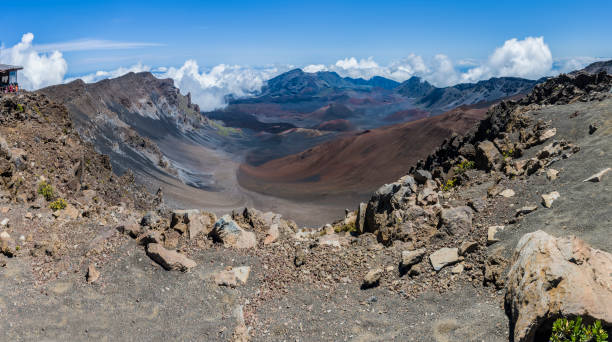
[1,0,611,110]
[3,0,611,73]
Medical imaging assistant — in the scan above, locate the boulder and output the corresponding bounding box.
[355,202,367,234]
[583,167,610,182]
[537,128,556,143]
[140,211,160,227]
[429,248,460,271]
[263,223,279,245]
[400,248,426,272]
[209,215,256,249]
[546,169,559,181]
[413,170,432,184]
[487,225,505,245]
[459,241,478,256]
[439,206,473,236]
[362,268,383,288]
[499,189,515,198]
[9,148,27,171]
[145,243,196,271]
[484,246,508,289]
[117,223,142,238]
[505,231,612,342]
[213,266,251,287]
[171,209,214,240]
[515,205,538,216]
[467,197,487,213]
[541,191,560,208]
[476,140,503,171]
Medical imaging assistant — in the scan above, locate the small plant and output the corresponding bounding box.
[442,178,457,191]
[502,149,515,160]
[334,221,357,234]
[454,160,475,174]
[49,198,67,211]
[37,181,55,201]
[16,104,24,112]
[550,317,608,342]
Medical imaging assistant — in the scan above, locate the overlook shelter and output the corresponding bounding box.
[0,64,23,93]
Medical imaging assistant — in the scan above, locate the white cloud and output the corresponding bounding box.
[552,56,607,74]
[461,37,553,82]
[34,39,162,52]
[303,64,326,73]
[65,63,151,83]
[159,60,285,111]
[0,33,68,90]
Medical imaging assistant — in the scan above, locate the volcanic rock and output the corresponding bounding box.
[476,140,503,171]
[209,215,256,249]
[429,247,460,271]
[439,206,473,236]
[505,231,612,342]
[145,243,196,271]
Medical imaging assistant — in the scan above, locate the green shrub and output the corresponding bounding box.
[550,317,608,342]
[454,160,475,175]
[334,221,357,234]
[502,149,515,160]
[49,198,67,211]
[16,104,24,112]
[37,181,55,201]
[442,178,457,191]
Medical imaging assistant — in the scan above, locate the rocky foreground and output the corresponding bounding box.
[0,71,611,341]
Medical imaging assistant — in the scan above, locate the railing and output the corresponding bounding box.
[0,84,19,94]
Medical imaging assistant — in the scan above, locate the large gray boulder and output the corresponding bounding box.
[476,140,503,171]
[209,215,257,249]
[505,231,612,342]
[438,206,474,236]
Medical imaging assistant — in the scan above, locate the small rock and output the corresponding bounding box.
[140,211,160,227]
[429,248,460,271]
[213,266,251,287]
[583,167,610,182]
[451,263,464,274]
[499,189,515,198]
[117,223,142,238]
[294,249,305,267]
[515,205,537,217]
[546,169,559,181]
[362,268,383,288]
[137,230,163,245]
[87,263,100,283]
[400,248,426,272]
[588,122,599,134]
[538,128,556,143]
[459,241,478,256]
[263,223,279,245]
[487,225,505,245]
[541,191,560,208]
[0,218,8,226]
[467,197,486,213]
[146,243,196,271]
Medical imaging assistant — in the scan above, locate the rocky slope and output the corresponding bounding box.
[0,67,610,342]
[38,72,211,179]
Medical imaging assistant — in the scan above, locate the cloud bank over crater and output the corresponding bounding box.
[1,33,606,112]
